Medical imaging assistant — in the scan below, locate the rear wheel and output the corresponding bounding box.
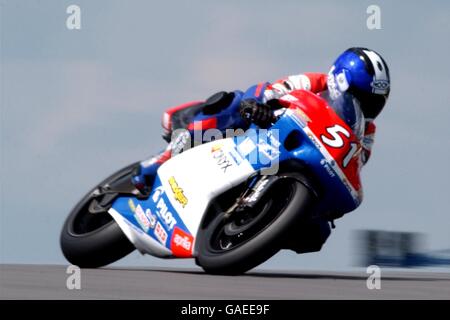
[195,178,314,275]
[60,163,138,268]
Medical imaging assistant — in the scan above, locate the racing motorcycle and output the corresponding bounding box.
[60,89,364,275]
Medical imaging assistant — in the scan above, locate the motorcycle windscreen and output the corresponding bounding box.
[319,91,365,139]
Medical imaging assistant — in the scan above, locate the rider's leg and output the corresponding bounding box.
[286,218,332,254]
[131,150,170,193]
[131,90,244,193]
[131,129,192,193]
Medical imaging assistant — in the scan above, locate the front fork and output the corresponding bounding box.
[224,174,282,219]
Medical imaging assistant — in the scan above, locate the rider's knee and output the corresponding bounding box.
[285,218,332,254]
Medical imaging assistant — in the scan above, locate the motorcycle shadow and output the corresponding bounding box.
[107,266,448,281]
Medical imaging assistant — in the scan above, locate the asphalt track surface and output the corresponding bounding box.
[1,264,449,299]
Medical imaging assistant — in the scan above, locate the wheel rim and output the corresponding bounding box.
[208,180,295,252]
[70,194,115,236]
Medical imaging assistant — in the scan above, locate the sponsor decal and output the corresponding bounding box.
[320,158,336,178]
[293,108,311,124]
[168,176,188,208]
[145,208,157,229]
[287,109,306,128]
[151,184,177,230]
[128,199,136,213]
[267,131,281,148]
[258,141,280,161]
[257,130,281,161]
[155,197,177,230]
[237,137,257,156]
[154,222,168,245]
[211,145,233,173]
[133,204,151,232]
[307,132,323,150]
[227,148,243,165]
[171,227,194,257]
[341,177,353,195]
[245,178,269,203]
[371,80,389,93]
[336,71,350,92]
[152,185,165,202]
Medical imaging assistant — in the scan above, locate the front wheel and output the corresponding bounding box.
[60,163,138,268]
[195,178,314,275]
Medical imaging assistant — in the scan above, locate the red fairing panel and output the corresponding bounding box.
[286,90,363,194]
[162,101,204,132]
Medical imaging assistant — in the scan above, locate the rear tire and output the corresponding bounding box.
[195,178,314,275]
[60,163,138,268]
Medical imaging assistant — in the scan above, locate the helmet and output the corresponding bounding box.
[327,47,390,120]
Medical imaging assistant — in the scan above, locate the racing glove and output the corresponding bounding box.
[239,99,274,128]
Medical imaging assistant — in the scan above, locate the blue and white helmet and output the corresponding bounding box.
[327,47,390,120]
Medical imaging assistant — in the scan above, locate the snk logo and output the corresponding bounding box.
[211,145,233,173]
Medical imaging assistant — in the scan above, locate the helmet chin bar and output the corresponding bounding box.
[349,86,388,120]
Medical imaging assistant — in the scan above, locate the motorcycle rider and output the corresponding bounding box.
[131,47,390,253]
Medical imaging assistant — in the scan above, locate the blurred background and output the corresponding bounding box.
[1,0,449,271]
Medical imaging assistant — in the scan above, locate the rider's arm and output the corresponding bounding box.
[239,73,328,126]
[242,73,328,104]
[361,121,376,165]
[262,73,328,102]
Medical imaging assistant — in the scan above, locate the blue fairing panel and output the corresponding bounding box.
[111,176,191,252]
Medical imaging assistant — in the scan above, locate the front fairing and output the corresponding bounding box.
[319,90,365,140]
[108,90,363,259]
[261,90,363,214]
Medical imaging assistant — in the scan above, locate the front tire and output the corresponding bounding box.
[195,178,314,275]
[60,163,138,268]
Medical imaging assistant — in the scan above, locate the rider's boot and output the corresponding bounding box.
[131,158,160,196]
[131,149,172,195]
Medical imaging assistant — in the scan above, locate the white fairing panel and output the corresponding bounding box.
[157,138,255,236]
[109,208,172,257]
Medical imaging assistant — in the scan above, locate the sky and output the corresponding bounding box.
[1,0,449,271]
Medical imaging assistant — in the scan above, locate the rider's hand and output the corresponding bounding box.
[239,99,274,128]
